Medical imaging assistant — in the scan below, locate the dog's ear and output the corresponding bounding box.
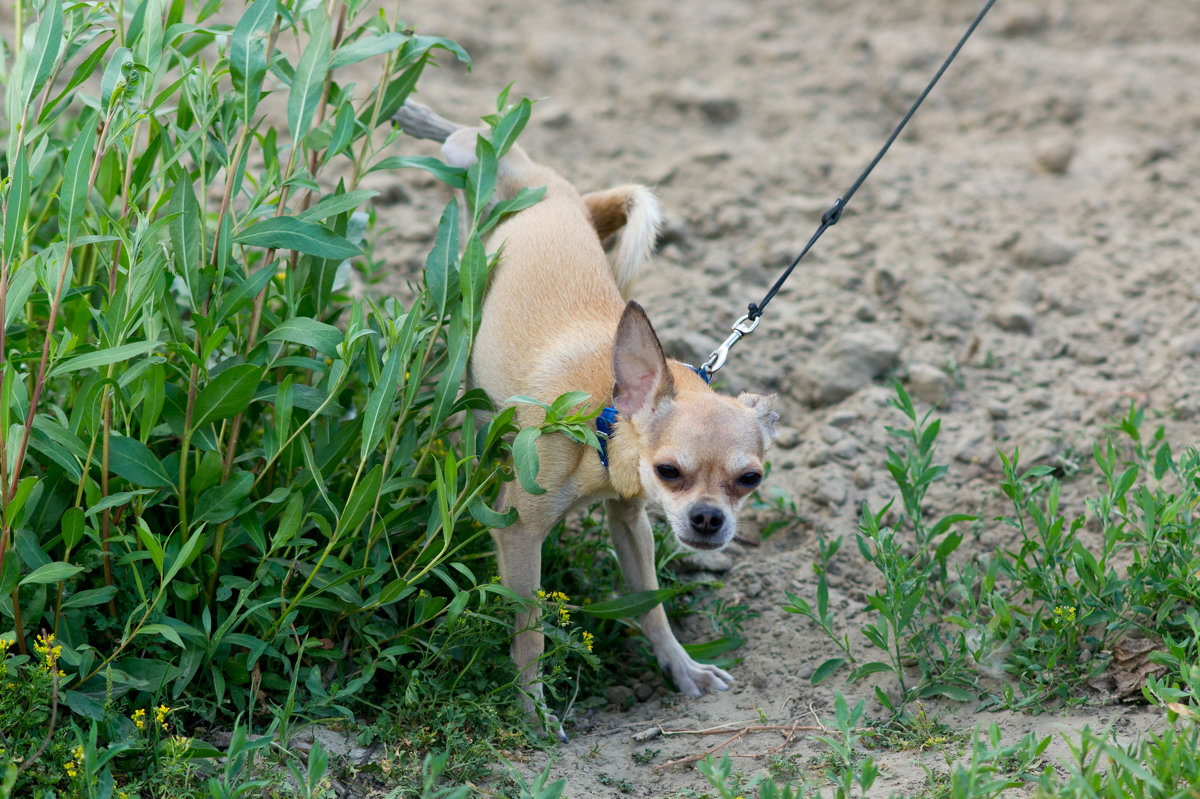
[737,392,779,447]
[613,301,675,417]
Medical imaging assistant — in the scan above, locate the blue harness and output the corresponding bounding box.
[596,365,711,468]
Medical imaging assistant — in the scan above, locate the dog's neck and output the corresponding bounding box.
[605,417,644,499]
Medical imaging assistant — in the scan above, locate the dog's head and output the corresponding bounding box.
[609,302,778,550]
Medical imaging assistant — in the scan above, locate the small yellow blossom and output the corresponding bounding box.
[155,704,171,730]
[582,631,594,652]
[557,606,571,626]
[1053,605,1077,625]
[132,708,146,730]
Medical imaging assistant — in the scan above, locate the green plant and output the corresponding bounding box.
[0,0,566,792]
[784,384,979,715]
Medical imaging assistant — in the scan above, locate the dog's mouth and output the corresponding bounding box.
[676,534,732,552]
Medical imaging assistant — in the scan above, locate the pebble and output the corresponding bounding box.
[1170,332,1200,358]
[997,5,1050,37]
[906,362,953,405]
[986,400,1009,420]
[659,80,740,124]
[831,438,859,460]
[605,685,636,707]
[872,268,900,303]
[819,424,844,444]
[987,301,1036,333]
[807,468,848,507]
[953,424,990,464]
[773,425,802,450]
[900,277,976,330]
[1012,231,1077,268]
[798,329,901,406]
[855,301,877,322]
[1122,317,1144,344]
[805,446,831,467]
[1034,137,1075,174]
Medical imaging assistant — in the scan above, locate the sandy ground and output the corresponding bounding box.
[371,0,1200,795]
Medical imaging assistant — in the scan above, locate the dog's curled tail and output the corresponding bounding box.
[584,185,661,299]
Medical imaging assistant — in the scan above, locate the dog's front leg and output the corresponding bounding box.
[605,499,734,696]
[492,521,567,740]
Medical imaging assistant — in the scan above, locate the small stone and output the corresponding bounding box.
[852,463,874,489]
[797,329,901,406]
[1034,137,1075,174]
[605,685,636,707]
[872,268,900,302]
[828,410,859,427]
[855,301,877,322]
[906,362,953,405]
[953,425,990,464]
[660,80,740,124]
[1171,333,1200,358]
[1012,231,1077,268]
[807,468,848,507]
[806,446,831,467]
[751,673,769,689]
[1072,345,1108,366]
[1122,317,1144,345]
[986,400,1009,420]
[773,425,802,450]
[819,425,844,444]
[900,277,976,330]
[524,36,567,74]
[831,438,860,460]
[634,682,655,702]
[987,301,1035,333]
[997,5,1050,37]
[674,550,734,574]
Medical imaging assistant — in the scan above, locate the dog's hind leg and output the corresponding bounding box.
[583,186,661,299]
[605,498,734,696]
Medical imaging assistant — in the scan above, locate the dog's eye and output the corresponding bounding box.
[655,464,681,481]
[737,472,762,488]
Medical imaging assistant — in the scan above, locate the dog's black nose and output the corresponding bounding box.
[689,505,725,535]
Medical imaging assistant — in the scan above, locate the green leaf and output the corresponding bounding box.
[23,0,64,113]
[329,31,409,70]
[20,561,84,586]
[108,434,173,488]
[577,587,690,620]
[137,623,184,649]
[468,497,517,529]
[375,155,466,188]
[83,489,157,518]
[63,586,118,609]
[100,47,134,109]
[215,265,274,326]
[61,508,85,550]
[235,216,360,259]
[480,186,545,234]
[229,0,276,121]
[297,189,379,224]
[288,10,331,142]
[360,348,404,461]
[848,661,895,682]
[50,341,160,377]
[424,198,459,318]
[511,426,545,496]
[337,465,382,536]
[136,521,164,575]
[430,312,470,429]
[59,111,98,240]
[3,147,29,265]
[811,657,847,685]
[920,684,975,702]
[194,471,254,524]
[3,263,36,331]
[459,231,488,324]
[682,635,743,661]
[170,175,204,306]
[192,364,262,429]
[263,317,344,356]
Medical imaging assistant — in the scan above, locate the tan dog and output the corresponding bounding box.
[440,125,778,734]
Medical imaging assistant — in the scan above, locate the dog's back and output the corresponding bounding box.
[441,129,661,408]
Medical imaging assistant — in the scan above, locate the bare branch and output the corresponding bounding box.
[392,100,463,142]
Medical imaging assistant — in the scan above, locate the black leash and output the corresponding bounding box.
[699,0,996,380]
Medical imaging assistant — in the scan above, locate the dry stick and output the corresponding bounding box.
[652,721,823,771]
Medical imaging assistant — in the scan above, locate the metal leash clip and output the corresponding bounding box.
[698,313,761,381]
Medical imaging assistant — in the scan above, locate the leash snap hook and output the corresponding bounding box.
[699,313,761,381]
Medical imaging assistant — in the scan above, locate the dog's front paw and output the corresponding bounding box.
[664,655,734,697]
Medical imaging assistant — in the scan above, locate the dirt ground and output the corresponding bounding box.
[371,0,1200,795]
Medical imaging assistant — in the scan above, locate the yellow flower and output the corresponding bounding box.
[155,703,171,730]
[550,591,568,603]
[132,708,146,730]
[536,589,547,600]
[582,631,594,652]
[65,761,78,779]
[1053,605,1077,625]
[557,606,571,626]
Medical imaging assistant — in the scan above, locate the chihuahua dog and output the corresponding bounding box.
[439,122,778,734]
